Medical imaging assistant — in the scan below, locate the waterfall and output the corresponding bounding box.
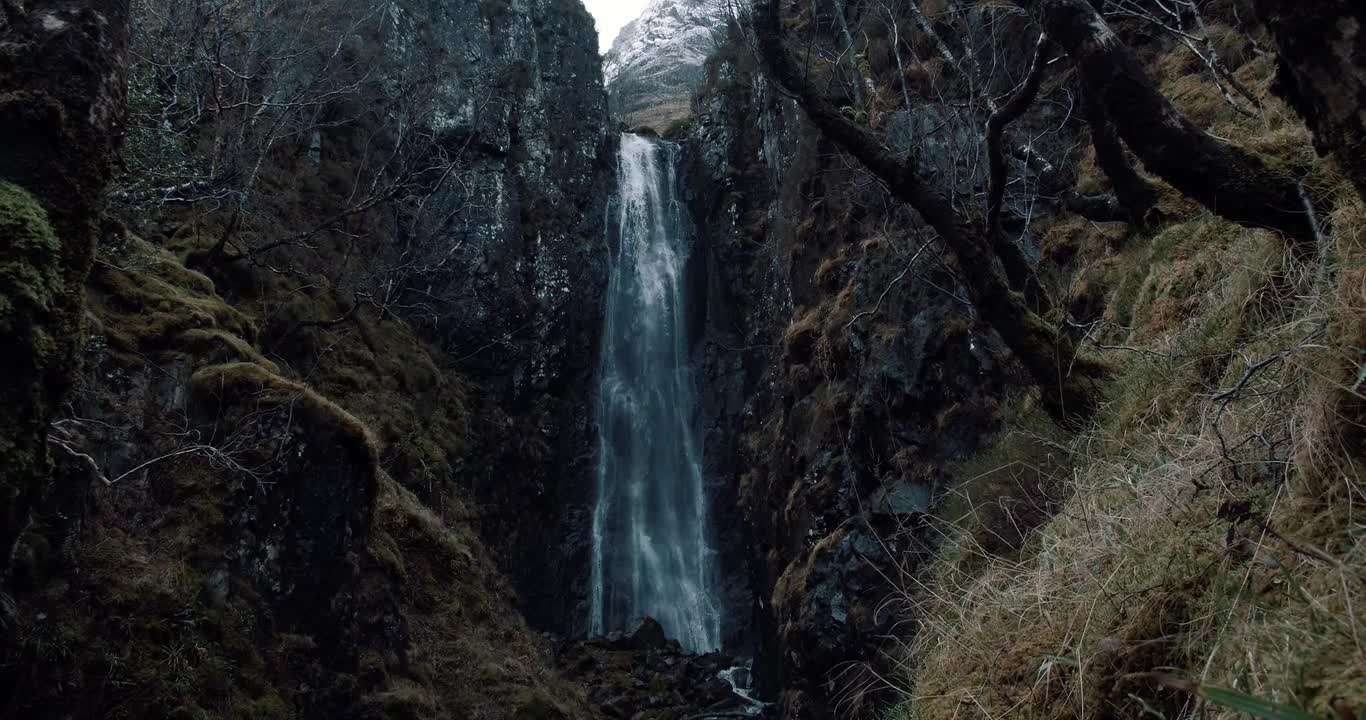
[589,133,720,653]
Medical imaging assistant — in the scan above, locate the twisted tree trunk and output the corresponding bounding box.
[1018,0,1317,251]
[1257,0,1366,204]
[1081,88,1160,228]
[0,1,131,593]
[986,33,1055,308]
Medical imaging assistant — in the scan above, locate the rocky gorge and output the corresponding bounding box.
[1,0,1364,719]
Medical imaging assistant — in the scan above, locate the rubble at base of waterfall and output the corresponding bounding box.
[557,618,762,719]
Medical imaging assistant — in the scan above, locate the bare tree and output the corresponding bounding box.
[1108,0,1260,115]
[985,32,1055,302]
[750,0,1343,422]
[116,0,382,208]
[112,0,496,334]
[1078,86,1161,225]
[48,413,269,488]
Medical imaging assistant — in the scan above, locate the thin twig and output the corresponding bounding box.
[845,238,937,329]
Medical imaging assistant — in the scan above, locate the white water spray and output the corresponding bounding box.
[588,133,720,653]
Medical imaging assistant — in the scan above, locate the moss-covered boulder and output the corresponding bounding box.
[0,182,62,592]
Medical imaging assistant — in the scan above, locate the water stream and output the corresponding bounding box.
[588,133,721,653]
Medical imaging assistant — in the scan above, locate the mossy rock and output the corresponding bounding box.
[0,181,64,560]
[87,236,257,364]
[190,361,380,470]
[175,328,280,374]
[0,181,62,329]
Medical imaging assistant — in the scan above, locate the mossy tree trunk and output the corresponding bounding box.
[0,1,131,591]
[1016,0,1318,253]
[1081,88,1160,228]
[1256,0,1366,205]
[753,0,1105,427]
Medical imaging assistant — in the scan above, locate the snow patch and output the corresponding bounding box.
[602,0,726,87]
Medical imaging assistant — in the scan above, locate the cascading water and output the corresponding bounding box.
[589,133,720,653]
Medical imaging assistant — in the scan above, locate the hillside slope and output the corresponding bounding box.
[675,3,1365,718]
[0,0,614,717]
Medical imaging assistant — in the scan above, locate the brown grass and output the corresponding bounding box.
[624,98,692,135]
[887,41,1366,719]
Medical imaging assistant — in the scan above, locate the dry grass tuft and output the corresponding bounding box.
[886,55,1366,717]
[1294,199,1366,499]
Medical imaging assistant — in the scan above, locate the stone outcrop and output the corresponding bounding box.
[0,0,131,605]
[558,617,759,719]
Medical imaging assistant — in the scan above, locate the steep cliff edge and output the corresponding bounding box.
[403,0,619,638]
[2,0,1362,718]
[0,0,614,717]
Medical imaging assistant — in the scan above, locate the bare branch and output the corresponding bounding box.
[754,0,1106,425]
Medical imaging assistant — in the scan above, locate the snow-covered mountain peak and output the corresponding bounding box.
[602,0,728,130]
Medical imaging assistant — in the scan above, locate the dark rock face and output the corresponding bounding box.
[676,31,1077,714]
[385,0,617,636]
[2,0,617,716]
[0,0,131,598]
[679,61,793,657]
[186,364,402,717]
[190,364,382,666]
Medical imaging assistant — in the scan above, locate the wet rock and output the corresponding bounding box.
[871,481,932,516]
[559,634,755,719]
[627,617,668,649]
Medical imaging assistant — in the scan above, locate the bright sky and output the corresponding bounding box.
[583,0,653,53]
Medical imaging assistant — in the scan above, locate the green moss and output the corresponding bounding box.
[7,514,296,720]
[365,475,594,719]
[370,530,407,581]
[1099,218,1286,432]
[190,361,381,469]
[0,182,61,406]
[0,182,62,323]
[83,234,260,371]
[175,328,280,374]
[940,403,1074,564]
[0,181,64,570]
